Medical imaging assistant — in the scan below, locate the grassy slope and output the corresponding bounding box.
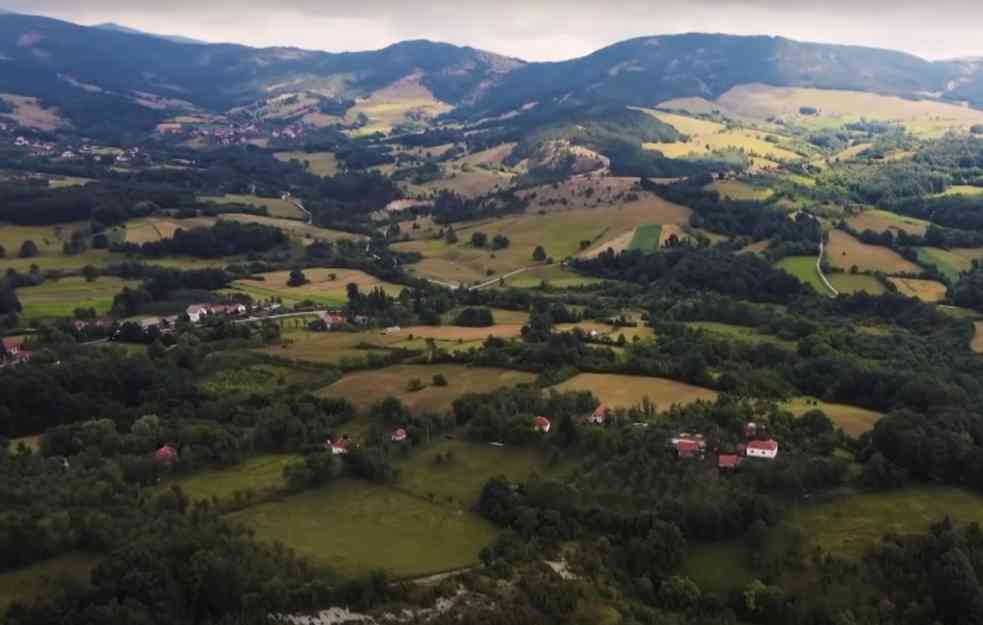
[826,230,920,274]
[201,194,303,220]
[628,224,662,252]
[17,276,140,319]
[775,256,830,295]
[551,373,718,412]
[273,151,339,177]
[0,553,99,611]
[782,397,882,437]
[164,454,300,502]
[229,268,402,307]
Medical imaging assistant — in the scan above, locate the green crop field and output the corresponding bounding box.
[552,373,717,413]
[845,209,930,237]
[0,553,99,611]
[230,268,403,307]
[916,247,983,281]
[228,479,497,578]
[828,273,886,295]
[199,360,334,396]
[320,364,536,413]
[502,265,606,289]
[775,256,832,295]
[705,180,775,201]
[394,440,549,507]
[164,454,300,503]
[782,397,882,437]
[257,329,402,365]
[628,224,663,252]
[17,276,140,319]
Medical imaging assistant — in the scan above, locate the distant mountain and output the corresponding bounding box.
[94,22,206,45]
[4,10,983,142]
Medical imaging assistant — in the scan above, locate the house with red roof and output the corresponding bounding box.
[391,428,408,443]
[154,444,178,464]
[718,454,741,470]
[588,405,608,425]
[320,312,346,329]
[746,439,779,460]
[533,416,552,433]
[325,437,350,455]
[2,337,21,356]
[671,435,706,459]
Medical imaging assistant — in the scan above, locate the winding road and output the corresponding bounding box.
[816,237,839,296]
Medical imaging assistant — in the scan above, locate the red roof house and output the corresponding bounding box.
[718,454,741,470]
[155,445,178,464]
[391,428,408,442]
[533,416,552,433]
[325,436,351,455]
[746,439,779,460]
[671,435,707,459]
[588,405,608,424]
[2,337,21,355]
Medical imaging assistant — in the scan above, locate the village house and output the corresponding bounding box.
[154,444,178,464]
[746,439,779,460]
[325,437,350,455]
[391,428,408,443]
[319,311,346,329]
[587,405,608,425]
[533,416,552,433]
[718,454,742,470]
[1,337,31,366]
[671,435,707,459]
[186,304,209,323]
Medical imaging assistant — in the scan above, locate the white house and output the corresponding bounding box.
[746,439,779,460]
[588,405,608,425]
[187,305,209,323]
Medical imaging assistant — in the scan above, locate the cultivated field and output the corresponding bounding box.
[782,397,882,437]
[643,110,726,136]
[845,209,930,237]
[551,373,718,412]
[257,330,398,365]
[645,128,802,162]
[775,256,833,295]
[501,264,607,289]
[0,553,99,611]
[705,180,774,201]
[200,194,303,220]
[345,74,453,137]
[219,213,361,243]
[825,230,921,274]
[123,216,217,243]
[916,247,983,281]
[938,185,983,197]
[0,222,87,257]
[273,151,339,177]
[165,454,300,503]
[320,364,536,413]
[229,479,497,578]
[827,273,886,295]
[230,268,402,307]
[16,276,139,319]
[888,277,947,302]
[628,224,662,251]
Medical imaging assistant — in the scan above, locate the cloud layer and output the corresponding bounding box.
[5,0,983,61]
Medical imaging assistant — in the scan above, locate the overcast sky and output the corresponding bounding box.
[5,0,983,62]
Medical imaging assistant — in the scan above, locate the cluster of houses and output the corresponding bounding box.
[670,421,779,470]
[0,337,32,367]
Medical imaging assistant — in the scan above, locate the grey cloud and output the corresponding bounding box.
[6,0,983,61]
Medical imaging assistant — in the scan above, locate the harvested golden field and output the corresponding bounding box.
[200,194,303,219]
[640,109,726,135]
[973,322,983,354]
[937,185,983,197]
[414,167,516,197]
[218,213,361,243]
[257,330,401,365]
[231,268,402,306]
[0,94,65,130]
[888,277,948,302]
[396,187,691,285]
[581,228,636,258]
[551,373,718,412]
[320,364,536,413]
[0,222,87,257]
[273,151,339,177]
[832,142,873,161]
[645,128,802,161]
[826,230,920,274]
[845,209,930,237]
[782,397,882,438]
[123,217,217,243]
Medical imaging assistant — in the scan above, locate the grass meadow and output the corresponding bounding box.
[825,230,920,274]
[0,553,99,611]
[164,454,300,503]
[552,373,718,413]
[686,321,797,350]
[16,276,139,319]
[775,256,832,295]
[887,277,947,302]
[228,479,497,578]
[200,194,304,220]
[628,224,662,252]
[273,151,339,177]
[827,273,886,295]
[845,209,930,237]
[916,247,983,281]
[782,397,882,437]
[230,268,402,307]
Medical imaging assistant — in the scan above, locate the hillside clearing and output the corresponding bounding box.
[686,322,796,349]
[219,213,361,243]
[782,397,882,437]
[123,216,217,243]
[888,277,947,302]
[827,273,886,295]
[0,94,66,130]
[628,224,662,252]
[845,209,930,237]
[0,553,99,611]
[273,151,339,177]
[229,480,497,578]
[229,268,402,307]
[551,373,718,412]
[706,180,774,201]
[164,454,300,503]
[200,194,303,220]
[916,247,983,281]
[17,276,139,319]
[826,230,921,274]
[775,256,832,295]
[320,364,536,413]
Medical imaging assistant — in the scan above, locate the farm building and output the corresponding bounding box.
[533,416,552,433]
[747,439,779,460]
[391,428,408,442]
